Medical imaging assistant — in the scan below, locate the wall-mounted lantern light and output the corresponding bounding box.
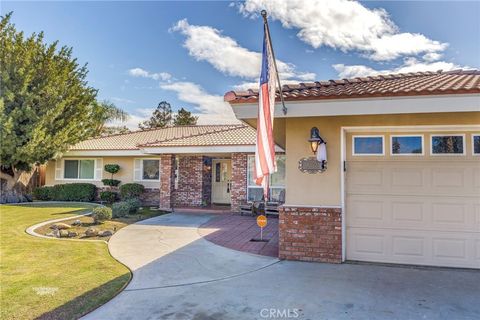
[308,127,325,155]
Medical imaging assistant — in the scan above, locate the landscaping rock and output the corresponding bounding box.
[45,232,56,237]
[71,220,82,226]
[59,230,69,238]
[67,231,78,238]
[98,230,113,237]
[50,223,71,230]
[85,228,98,237]
[52,229,60,238]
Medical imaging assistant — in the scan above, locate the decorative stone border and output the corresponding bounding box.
[24,201,107,243]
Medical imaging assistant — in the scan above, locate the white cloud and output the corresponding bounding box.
[239,0,447,61]
[423,52,443,62]
[333,57,463,79]
[110,97,135,104]
[128,68,172,81]
[170,19,315,81]
[160,81,240,124]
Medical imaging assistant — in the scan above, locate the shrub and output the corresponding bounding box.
[112,201,130,218]
[101,179,121,187]
[125,198,141,214]
[104,164,120,175]
[33,186,56,201]
[54,183,96,202]
[33,183,96,202]
[99,191,117,204]
[92,206,112,224]
[120,183,144,200]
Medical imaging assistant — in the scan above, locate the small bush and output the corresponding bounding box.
[99,191,117,203]
[92,206,112,224]
[104,164,120,175]
[101,179,121,187]
[33,183,96,202]
[125,198,141,214]
[112,201,130,218]
[55,183,96,202]
[33,186,56,201]
[120,183,144,200]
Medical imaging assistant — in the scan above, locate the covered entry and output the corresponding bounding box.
[211,159,232,204]
[345,128,480,269]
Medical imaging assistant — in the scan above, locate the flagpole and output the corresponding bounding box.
[261,10,287,115]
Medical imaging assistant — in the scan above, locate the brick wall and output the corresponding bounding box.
[159,155,175,210]
[173,156,205,207]
[279,206,342,263]
[202,157,212,206]
[231,153,248,212]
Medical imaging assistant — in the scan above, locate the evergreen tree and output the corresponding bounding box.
[139,101,173,130]
[173,108,198,126]
[0,13,126,202]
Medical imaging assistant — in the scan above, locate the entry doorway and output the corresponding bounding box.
[212,159,232,204]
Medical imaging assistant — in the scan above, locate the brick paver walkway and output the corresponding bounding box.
[198,215,279,257]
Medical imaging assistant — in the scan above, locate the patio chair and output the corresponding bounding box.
[265,189,285,217]
[240,188,263,216]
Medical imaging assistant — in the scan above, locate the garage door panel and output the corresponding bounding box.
[346,134,480,269]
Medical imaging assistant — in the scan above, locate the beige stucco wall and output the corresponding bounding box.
[284,112,480,206]
[45,156,161,189]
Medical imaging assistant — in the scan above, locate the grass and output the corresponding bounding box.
[35,206,167,241]
[0,203,131,320]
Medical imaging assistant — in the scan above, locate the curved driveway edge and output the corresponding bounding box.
[83,213,278,319]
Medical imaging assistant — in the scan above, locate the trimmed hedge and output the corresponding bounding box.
[33,183,96,202]
[101,179,121,187]
[92,206,112,224]
[99,191,117,204]
[120,183,144,200]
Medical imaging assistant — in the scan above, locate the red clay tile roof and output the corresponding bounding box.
[224,70,480,104]
[70,125,255,151]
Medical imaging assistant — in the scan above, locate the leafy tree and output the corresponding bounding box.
[173,107,198,126]
[138,101,173,130]
[0,13,125,202]
[94,100,129,136]
[101,125,131,136]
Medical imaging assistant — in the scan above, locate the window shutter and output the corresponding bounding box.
[134,159,142,181]
[55,159,63,180]
[95,158,103,181]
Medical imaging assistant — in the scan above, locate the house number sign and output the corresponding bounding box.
[298,157,326,174]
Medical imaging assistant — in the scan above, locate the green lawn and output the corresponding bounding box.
[0,203,131,320]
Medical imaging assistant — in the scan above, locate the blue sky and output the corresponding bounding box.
[3,0,479,128]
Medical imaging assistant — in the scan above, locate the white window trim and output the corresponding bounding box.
[134,158,161,182]
[62,158,97,181]
[390,134,424,156]
[352,135,385,156]
[246,155,285,202]
[430,134,466,156]
[472,134,480,156]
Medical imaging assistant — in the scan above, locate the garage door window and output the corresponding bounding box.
[473,135,480,155]
[431,135,465,155]
[391,135,423,155]
[353,136,384,156]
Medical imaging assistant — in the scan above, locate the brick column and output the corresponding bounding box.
[159,154,175,211]
[279,206,342,263]
[231,153,248,212]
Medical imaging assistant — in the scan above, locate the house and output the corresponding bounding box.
[225,69,480,269]
[44,125,285,212]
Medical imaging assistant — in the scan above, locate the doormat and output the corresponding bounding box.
[250,238,269,242]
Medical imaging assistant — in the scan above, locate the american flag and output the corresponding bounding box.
[254,26,277,199]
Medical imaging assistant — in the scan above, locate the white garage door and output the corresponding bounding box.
[346,131,480,269]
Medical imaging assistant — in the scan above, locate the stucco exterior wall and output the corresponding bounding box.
[45,156,161,189]
[284,111,480,206]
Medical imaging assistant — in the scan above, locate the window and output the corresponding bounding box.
[431,135,465,155]
[142,159,160,180]
[473,135,480,155]
[352,136,384,155]
[391,135,423,155]
[247,155,285,202]
[63,159,95,180]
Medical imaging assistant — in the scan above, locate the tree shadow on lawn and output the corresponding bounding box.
[34,273,131,320]
[13,202,97,216]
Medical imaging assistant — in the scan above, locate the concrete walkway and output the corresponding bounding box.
[83,213,480,320]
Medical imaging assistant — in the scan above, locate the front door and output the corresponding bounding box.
[212,159,232,204]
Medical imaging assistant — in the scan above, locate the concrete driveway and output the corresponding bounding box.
[83,213,480,320]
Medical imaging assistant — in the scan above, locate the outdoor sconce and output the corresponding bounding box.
[298,127,327,173]
[308,127,325,155]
